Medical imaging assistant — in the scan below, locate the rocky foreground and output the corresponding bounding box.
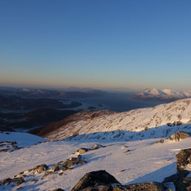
[0,140,191,191]
[71,147,191,191]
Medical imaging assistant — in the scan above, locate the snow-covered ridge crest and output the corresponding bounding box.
[41,98,191,141]
[137,88,191,99]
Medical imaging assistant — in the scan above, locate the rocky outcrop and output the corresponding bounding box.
[71,147,191,191]
[71,170,120,191]
[0,154,86,190]
[0,177,24,186]
[1,145,191,191]
[167,121,183,127]
[169,131,191,142]
[75,148,89,155]
[54,155,86,171]
[163,148,191,191]
[176,148,191,172]
[71,170,164,191]
[30,164,49,174]
[74,144,105,155]
[0,141,20,152]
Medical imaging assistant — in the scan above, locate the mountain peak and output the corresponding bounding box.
[137,88,191,99]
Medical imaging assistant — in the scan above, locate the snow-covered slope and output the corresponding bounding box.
[0,138,191,191]
[41,98,191,141]
[1,99,191,190]
[0,132,45,147]
[137,88,191,99]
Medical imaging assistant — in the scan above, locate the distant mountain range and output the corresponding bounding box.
[136,88,191,99]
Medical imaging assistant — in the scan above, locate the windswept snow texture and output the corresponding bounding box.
[0,138,191,191]
[43,98,191,141]
[0,132,45,147]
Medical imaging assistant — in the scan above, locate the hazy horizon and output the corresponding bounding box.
[1,0,191,90]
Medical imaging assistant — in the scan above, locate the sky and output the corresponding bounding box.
[0,0,191,91]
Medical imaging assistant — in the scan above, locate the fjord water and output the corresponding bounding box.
[78,92,170,112]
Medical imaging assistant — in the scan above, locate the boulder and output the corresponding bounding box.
[159,139,165,144]
[163,172,190,191]
[0,177,24,186]
[176,148,191,172]
[71,170,120,191]
[32,164,48,174]
[0,141,20,152]
[163,182,176,191]
[169,131,190,142]
[12,177,25,186]
[76,148,89,155]
[163,148,191,190]
[45,155,86,175]
[0,178,12,185]
[50,163,65,172]
[67,155,86,167]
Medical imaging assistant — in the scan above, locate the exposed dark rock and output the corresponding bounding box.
[0,141,20,152]
[176,148,191,172]
[63,155,86,169]
[0,177,24,186]
[49,164,63,173]
[182,175,191,191]
[159,139,165,143]
[163,148,191,191]
[31,164,49,174]
[124,182,164,191]
[51,188,65,191]
[71,170,120,191]
[76,148,89,155]
[0,154,87,190]
[154,139,165,144]
[163,172,189,191]
[0,178,12,185]
[12,177,25,185]
[72,170,165,191]
[45,155,86,176]
[167,121,183,127]
[75,144,105,155]
[169,131,191,142]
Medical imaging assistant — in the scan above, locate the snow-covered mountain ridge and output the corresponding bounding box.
[137,88,191,99]
[39,98,191,141]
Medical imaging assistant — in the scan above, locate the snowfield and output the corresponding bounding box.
[1,98,191,190]
[0,138,191,191]
[0,132,45,147]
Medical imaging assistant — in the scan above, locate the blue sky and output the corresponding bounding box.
[0,0,191,90]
